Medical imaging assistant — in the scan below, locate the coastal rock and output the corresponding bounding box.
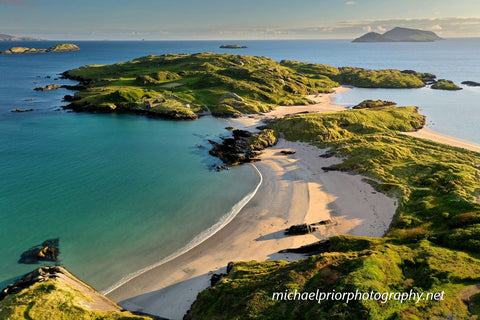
[462,81,480,87]
[285,222,333,235]
[34,84,61,91]
[210,273,226,287]
[18,238,60,264]
[280,149,296,155]
[11,108,34,112]
[352,99,397,109]
[220,44,247,49]
[208,128,276,166]
[0,267,61,300]
[431,79,462,91]
[227,262,235,274]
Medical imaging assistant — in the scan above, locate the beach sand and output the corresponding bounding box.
[106,87,400,319]
[106,87,480,320]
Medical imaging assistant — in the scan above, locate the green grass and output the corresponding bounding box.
[187,238,480,320]
[186,106,480,319]
[431,80,462,91]
[0,280,152,320]
[65,53,435,119]
[65,53,339,118]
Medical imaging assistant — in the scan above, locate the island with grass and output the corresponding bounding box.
[1,43,80,54]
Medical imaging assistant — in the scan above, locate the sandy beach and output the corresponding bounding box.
[106,87,480,320]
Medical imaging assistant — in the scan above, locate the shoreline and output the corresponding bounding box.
[106,86,400,319]
[106,86,480,319]
[102,164,263,296]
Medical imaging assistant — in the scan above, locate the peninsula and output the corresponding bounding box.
[1,43,80,54]
[61,53,455,120]
[353,27,443,42]
[0,33,41,41]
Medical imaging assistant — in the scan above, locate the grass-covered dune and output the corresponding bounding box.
[187,107,480,319]
[63,53,432,119]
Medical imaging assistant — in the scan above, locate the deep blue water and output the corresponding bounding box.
[1,39,479,291]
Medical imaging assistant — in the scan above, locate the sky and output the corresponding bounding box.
[1,0,480,40]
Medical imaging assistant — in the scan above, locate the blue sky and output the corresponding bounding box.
[1,0,480,39]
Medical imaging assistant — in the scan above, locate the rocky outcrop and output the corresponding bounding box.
[0,267,61,300]
[280,149,296,155]
[34,84,61,91]
[18,238,60,264]
[208,129,277,165]
[11,108,34,112]
[462,81,480,87]
[220,44,247,49]
[285,221,333,235]
[352,99,397,109]
[209,129,258,165]
[1,43,80,54]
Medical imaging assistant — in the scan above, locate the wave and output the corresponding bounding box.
[102,163,263,295]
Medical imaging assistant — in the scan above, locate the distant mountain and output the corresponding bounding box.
[353,27,443,43]
[0,34,42,41]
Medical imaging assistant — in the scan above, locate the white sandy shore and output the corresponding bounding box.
[106,87,480,319]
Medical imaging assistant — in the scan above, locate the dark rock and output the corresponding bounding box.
[210,273,226,287]
[24,98,35,101]
[285,223,318,235]
[279,240,331,255]
[280,149,296,155]
[63,95,75,102]
[11,108,34,112]
[34,84,61,91]
[319,151,335,158]
[232,129,252,138]
[462,81,480,87]
[225,126,234,131]
[227,262,234,274]
[18,238,60,264]
[208,129,261,166]
[220,44,248,49]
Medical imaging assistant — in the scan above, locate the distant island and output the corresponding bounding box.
[353,27,443,42]
[220,44,247,49]
[1,43,80,54]
[0,33,42,41]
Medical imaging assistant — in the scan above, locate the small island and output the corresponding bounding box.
[353,27,443,43]
[220,44,247,49]
[1,43,80,54]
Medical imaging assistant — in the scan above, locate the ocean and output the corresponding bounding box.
[1,39,479,291]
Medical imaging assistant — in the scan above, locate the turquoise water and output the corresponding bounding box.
[1,39,479,291]
[0,112,260,290]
